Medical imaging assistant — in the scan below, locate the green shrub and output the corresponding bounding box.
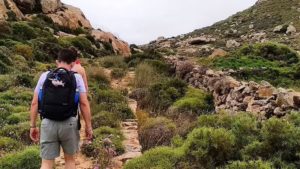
[58,36,93,54]
[111,68,126,79]
[225,160,273,169]
[0,21,12,38]
[0,147,41,169]
[144,59,172,75]
[14,44,33,60]
[124,147,184,169]
[0,87,32,106]
[172,87,214,116]
[141,78,187,114]
[87,66,110,85]
[139,117,176,151]
[126,49,162,67]
[12,22,37,40]
[0,46,13,65]
[134,63,159,88]
[100,56,127,69]
[92,111,120,128]
[0,137,23,154]
[6,112,29,124]
[0,123,31,144]
[0,75,14,91]
[15,73,34,88]
[182,127,235,168]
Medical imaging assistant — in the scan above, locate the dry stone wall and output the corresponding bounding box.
[166,56,300,119]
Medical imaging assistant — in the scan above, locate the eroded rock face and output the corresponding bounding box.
[166,56,300,119]
[91,29,131,57]
[0,0,24,20]
[13,0,36,14]
[40,0,62,13]
[47,4,92,30]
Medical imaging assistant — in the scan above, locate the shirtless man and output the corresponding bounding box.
[71,53,88,92]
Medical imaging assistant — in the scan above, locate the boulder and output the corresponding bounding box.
[286,25,297,35]
[47,4,92,30]
[40,0,62,13]
[226,40,240,48]
[276,91,300,108]
[189,36,216,45]
[208,48,227,59]
[13,0,36,14]
[91,29,131,57]
[273,25,285,33]
[0,0,24,20]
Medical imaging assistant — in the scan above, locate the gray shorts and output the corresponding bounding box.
[40,117,80,160]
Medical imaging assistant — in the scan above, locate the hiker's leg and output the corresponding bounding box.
[40,159,54,169]
[64,153,76,169]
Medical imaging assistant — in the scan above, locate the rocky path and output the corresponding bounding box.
[108,70,142,169]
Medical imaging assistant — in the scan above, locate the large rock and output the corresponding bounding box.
[13,0,36,14]
[0,0,24,20]
[286,25,297,35]
[91,29,131,57]
[47,4,92,30]
[276,91,300,108]
[189,36,216,45]
[226,40,240,48]
[40,0,62,13]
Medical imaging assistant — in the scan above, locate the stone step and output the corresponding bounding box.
[124,119,138,122]
[122,122,138,127]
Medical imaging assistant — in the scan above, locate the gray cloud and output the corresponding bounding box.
[61,0,257,44]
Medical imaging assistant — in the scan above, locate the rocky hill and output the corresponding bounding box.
[0,0,131,57]
[145,0,300,57]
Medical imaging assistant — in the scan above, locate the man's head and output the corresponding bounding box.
[56,48,78,69]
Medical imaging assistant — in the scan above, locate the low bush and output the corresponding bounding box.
[0,46,13,65]
[126,49,162,67]
[0,87,32,106]
[139,117,176,151]
[0,147,41,169]
[172,87,214,116]
[87,66,110,85]
[134,63,159,88]
[6,112,29,125]
[14,44,33,60]
[100,56,127,69]
[111,68,126,79]
[0,137,23,154]
[58,36,93,54]
[225,160,273,169]
[182,127,235,168]
[0,122,31,144]
[92,111,120,129]
[12,22,37,40]
[15,73,34,88]
[141,78,187,114]
[124,147,184,169]
[0,75,14,91]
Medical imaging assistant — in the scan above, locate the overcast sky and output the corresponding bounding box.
[61,0,257,45]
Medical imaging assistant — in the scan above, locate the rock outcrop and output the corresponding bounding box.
[0,0,24,20]
[13,0,36,14]
[92,29,131,57]
[166,56,300,119]
[40,0,62,13]
[47,4,92,30]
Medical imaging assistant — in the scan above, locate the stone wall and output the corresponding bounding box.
[166,56,300,119]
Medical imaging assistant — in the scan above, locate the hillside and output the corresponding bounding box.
[142,0,300,90]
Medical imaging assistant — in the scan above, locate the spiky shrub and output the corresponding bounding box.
[139,117,176,151]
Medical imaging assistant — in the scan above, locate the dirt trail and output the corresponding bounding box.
[107,70,142,169]
[55,70,141,169]
[55,120,95,169]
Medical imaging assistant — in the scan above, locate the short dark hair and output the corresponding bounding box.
[57,48,78,64]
